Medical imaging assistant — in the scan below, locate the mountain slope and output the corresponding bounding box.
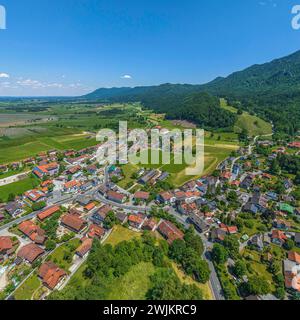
[84,50,300,134]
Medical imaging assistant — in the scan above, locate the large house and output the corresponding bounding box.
[33,162,59,179]
[76,238,93,258]
[90,205,112,225]
[128,213,146,229]
[0,236,13,256]
[133,191,150,202]
[157,220,184,244]
[284,252,300,292]
[5,202,22,217]
[18,220,46,244]
[61,214,87,233]
[38,261,66,290]
[106,190,126,204]
[17,243,45,264]
[188,213,209,233]
[24,189,46,203]
[158,191,175,205]
[37,205,60,221]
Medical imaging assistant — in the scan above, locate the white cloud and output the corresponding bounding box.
[121,74,132,79]
[0,73,10,78]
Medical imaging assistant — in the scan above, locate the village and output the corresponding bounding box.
[0,130,300,300]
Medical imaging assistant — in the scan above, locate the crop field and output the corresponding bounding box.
[0,132,98,164]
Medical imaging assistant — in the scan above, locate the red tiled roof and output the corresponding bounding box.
[76,238,93,257]
[24,189,45,202]
[38,261,66,290]
[17,243,44,263]
[288,251,300,264]
[64,180,79,189]
[37,206,60,221]
[88,224,105,239]
[134,191,150,200]
[61,214,86,232]
[158,220,184,244]
[107,190,125,201]
[160,192,173,201]
[84,202,96,211]
[128,214,144,225]
[18,220,46,244]
[0,236,13,252]
[272,230,287,241]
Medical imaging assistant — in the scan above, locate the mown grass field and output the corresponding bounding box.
[13,273,41,300]
[0,175,39,201]
[105,225,141,246]
[220,98,272,136]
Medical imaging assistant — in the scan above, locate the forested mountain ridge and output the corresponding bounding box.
[84,50,300,134]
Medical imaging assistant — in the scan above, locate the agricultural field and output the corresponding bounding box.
[220,98,272,136]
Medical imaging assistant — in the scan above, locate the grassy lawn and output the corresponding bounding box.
[106,262,155,300]
[14,273,41,300]
[242,248,275,292]
[105,225,141,246]
[172,262,213,300]
[0,175,39,201]
[47,238,81,271]
[118,163,139,189]
[220,98,272,136]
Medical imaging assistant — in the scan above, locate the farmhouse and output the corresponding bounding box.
[37,205,60,221]
[18,220,46,244]
[107,190,126,204]
[17,243,45,264]
[61,214,87,233]
[158,220,184,244]
[133,191,150,202]
[76,238,93,258]
[0,236,13,255]
[38,261,66,290]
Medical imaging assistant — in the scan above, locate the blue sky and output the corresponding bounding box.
[0,0,299,96]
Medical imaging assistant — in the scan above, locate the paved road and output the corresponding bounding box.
[0,196,74,233]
